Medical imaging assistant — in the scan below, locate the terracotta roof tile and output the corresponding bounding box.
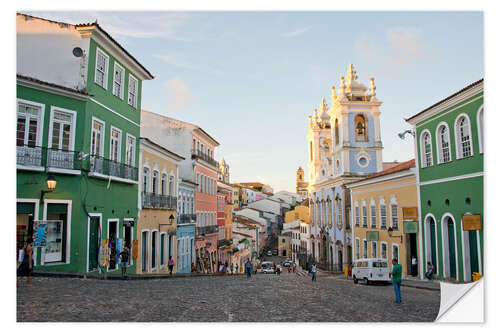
[362,159,415,180]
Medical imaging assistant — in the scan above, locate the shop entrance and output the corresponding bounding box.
[88,216,100,272]
[469,230,480,277]
[108,220,118,270]
[17,202,35,255]
[141,231,148,272]
[123,221,132,264]
[45,203,68,263]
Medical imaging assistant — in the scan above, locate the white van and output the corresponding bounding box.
[352,258,391,285]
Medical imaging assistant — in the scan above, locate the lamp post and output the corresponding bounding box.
[397,129,415,140]
[387,227,403,242]
[169,214,175,224]
[41,174,57,204]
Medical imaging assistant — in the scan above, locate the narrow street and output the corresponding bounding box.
[17,274,440,322]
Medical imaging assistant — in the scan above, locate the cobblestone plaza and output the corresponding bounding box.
[17,273,440,322]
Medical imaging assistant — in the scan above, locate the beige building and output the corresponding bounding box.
[137,137,184,274]
[284,205,310,223]
[347,160,419,277]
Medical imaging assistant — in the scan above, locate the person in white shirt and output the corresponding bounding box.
[411,256,418,277]
[311,263,317,281]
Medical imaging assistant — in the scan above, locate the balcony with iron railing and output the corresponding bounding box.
[177,214,197,224]
[90,155,138,182]
[17,145,81,173]
[142,192,177,210]
[191,149,219,168]
[196,225,218,237]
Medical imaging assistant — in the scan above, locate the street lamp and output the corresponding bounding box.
[169,214,175,224]
[41,174,56,203]
[387,227,403,242]
[397,129,415,140]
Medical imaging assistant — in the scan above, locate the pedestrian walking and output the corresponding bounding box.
[236,264,239,274]
[17,239,33,286]
[425,261,434,281]
[390,259,403,303]
[245,259,252,278]
[191,262,197,273]
[292,263,296,273]
[119,247,129,279]
[411,256,418,277]
[168,256,174,275]
[230,263,234,274]
[311,263,317,281]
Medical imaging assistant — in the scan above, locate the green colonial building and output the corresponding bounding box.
[406,79,483,283]
[16,13,153,274]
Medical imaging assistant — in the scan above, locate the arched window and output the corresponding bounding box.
[420,130,433,167]
[436,124,451,163]
[455,114,473,158]
[354,114,368,142]
[334,118,339,145]
[142,167,150,193]
[477,107,483,154]
[161,173,167,195]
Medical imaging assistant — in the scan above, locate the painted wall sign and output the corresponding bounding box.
[132,239,139,260]
[463,214,482,231]
[403,207,418,220]
[366,231,379,241]
[32,221,48,247]
[404,221,419,234]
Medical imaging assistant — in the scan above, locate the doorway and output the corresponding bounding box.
[123,222,132,265]
[108,220,118,270]
[442,216,457,280]
[141,230,149,272]
[88,215,100,272]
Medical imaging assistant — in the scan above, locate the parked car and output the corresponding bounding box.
[273,249,278,255]
[261,261,275,274]
[352,258,391,285]
[267,250,272,256]
[283,260,292,267]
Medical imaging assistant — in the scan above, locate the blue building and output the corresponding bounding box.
[177,179,196,273]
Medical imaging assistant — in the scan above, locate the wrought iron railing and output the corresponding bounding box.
[142,192,177,209]
[196,225,218,237]
[177,214,197,224]
[90,155,138,181]
[17,146,81,170]
[191,149,219,168]
[218,239,232,248]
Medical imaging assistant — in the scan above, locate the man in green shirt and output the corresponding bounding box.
[390,258,403,303]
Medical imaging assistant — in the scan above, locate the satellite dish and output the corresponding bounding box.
[72,47,83,58]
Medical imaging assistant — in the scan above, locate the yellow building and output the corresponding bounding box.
[284,205,310,223]
[347,160,419,277]
[137,137,185,274]
[278,235,291,258]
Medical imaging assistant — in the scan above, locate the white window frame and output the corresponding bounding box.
[94,47,109,89]
[142,166,150,193]
[370,198,377,228]
[435,122,452,164]
[48,106,77,151]
[16,99,45,147]
[90,117,105,157]
[477,106,483,154]
[140,229,150,273]
[420,129,433,168]
[390,196,399,229]
[152,170,159,195]
[379,197,387,229]
[392,243,400,264]
[113,61,125,99]
[354,201,360,227]
[128,74,138,108]
[169,173,175,196]
[362,201,368,228]
[380,241,388,259]
[455,113,474,159]
[109,126,122,162]
[42,199,72,266]
[125,133,136,167]
[371,241,377,259]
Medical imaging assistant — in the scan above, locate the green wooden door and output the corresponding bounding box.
[448,221,457,279]
[469,231,479,276]
[88,216,100,271]
[429,221,437,272]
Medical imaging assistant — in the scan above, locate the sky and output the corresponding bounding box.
[24,11,484,192]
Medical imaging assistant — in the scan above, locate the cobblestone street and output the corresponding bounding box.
[17,272,440,322]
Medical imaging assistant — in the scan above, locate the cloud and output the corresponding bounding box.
[153,53,223,76]
[355,26,431,78]
[282,26,312,38]
[164,77,193,113]
[24,11,194,41]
